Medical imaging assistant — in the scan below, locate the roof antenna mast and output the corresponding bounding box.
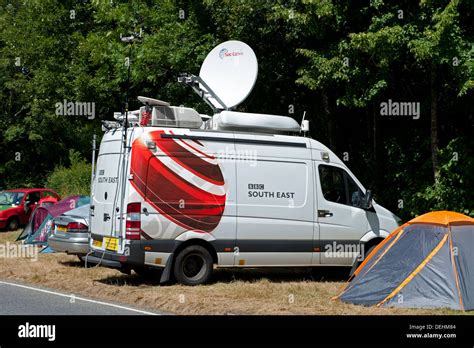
[117,31,140,239]
[300,111,309,137]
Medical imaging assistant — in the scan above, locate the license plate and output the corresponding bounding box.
[56,225,67,233]
[92,239,103,248]
[103,237,119,252]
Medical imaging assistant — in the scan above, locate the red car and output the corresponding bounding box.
[0,188,60,231]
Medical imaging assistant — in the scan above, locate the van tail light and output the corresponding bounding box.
[66,222,88,231]
[126,202,141,240]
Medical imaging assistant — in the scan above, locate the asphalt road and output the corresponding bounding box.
[0,281,161,315]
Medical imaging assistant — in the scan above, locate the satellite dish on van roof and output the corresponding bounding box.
[199,40,258,110]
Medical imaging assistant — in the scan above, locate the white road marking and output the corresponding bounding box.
[0,280,159,315]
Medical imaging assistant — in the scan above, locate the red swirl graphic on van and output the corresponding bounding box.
[130,130,226,232]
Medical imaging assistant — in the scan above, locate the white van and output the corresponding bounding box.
[87,40,400,285]
[87,107,400,285]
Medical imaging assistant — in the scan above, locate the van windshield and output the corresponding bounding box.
[0,191,25,206]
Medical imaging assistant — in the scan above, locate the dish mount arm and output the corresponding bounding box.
[178,73,228,112]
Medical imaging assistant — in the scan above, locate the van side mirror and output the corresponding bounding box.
[351,191,362,207]
[362,190,373,210]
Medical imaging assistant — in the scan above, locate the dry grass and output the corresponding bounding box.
[0,231,467,315]
[0,230,19,243]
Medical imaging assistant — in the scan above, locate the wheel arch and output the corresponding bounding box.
[359,230,390,258]
[363,236,385,256]
[173,238,218,264]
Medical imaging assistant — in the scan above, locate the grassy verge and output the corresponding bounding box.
[0,231,467,315]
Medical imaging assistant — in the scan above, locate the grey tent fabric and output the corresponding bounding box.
[337,211,473,311]
[451,224,474,310]
[352,229,405,280]
[383,239,462,309]
[340,224,445,306]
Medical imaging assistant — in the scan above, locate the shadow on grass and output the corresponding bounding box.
[59,259,97,269]
[94,267,351,287]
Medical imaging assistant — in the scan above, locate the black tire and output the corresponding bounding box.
[349,244,377,276]
[173,245,213,286]
[133,266,163,281]
[6,217,19,231]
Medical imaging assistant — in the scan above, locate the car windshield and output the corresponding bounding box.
[0,191,25,205]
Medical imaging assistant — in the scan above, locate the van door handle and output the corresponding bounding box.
[318,210,333,218]
[103,213,111,221]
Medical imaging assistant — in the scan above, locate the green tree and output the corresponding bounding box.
[294,0,473,218]
[0,0,472,220]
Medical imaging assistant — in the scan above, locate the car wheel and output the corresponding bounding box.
[7,217,19,231]
[133,266,163,281]
[173,245,213,286]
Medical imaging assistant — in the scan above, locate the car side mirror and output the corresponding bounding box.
[362,190,373,210]
[24,201,30,211]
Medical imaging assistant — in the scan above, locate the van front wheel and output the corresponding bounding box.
[173,245,213,285]
[349,244,378,276]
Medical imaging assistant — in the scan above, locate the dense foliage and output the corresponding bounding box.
[0,0,472,220]
[45,150,91,197]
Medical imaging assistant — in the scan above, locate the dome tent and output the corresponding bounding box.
[335,211,474,310]
[17,195,90,245]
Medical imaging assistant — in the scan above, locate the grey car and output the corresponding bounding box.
[49,204,90,256]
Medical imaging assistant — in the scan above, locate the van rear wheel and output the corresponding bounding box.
[173,245,213,286]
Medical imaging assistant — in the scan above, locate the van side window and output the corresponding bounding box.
[319,165,346,204]
[319,165,364,207]
[346,174,364,208]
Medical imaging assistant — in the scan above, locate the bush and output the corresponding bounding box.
[46,150,91,198]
